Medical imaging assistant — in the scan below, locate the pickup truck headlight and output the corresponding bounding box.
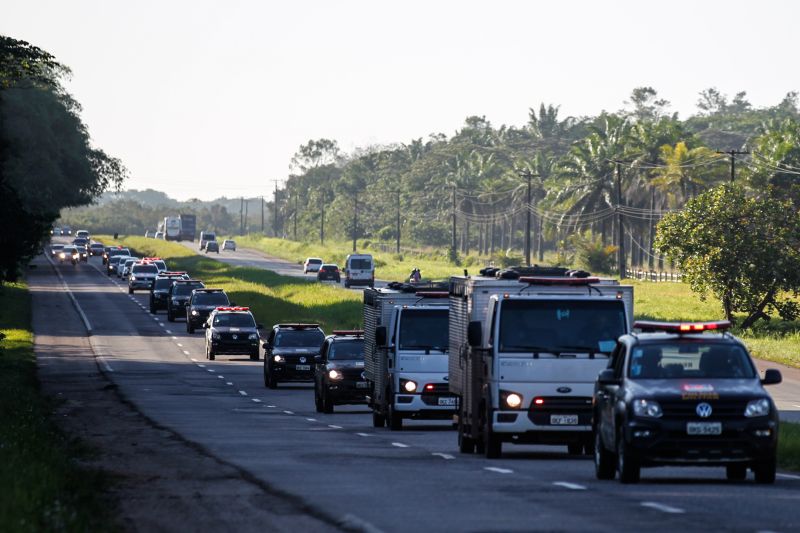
[632,398,663,418]
[211,332,220,340]
[248,333,258,340]
[744,398,770,417]
[328,369,343,380]
[273,355,285,363]
[191,310,199,316]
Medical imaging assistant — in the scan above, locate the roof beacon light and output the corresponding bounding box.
[215,306,250,312]
[518,276,600,286]
[633,320,732,333]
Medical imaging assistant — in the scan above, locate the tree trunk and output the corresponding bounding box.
[740,285,777,329]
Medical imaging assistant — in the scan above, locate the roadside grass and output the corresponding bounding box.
[778,422,800,471]
[0,282,113,531]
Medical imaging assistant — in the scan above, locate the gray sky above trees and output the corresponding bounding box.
[3,0,799,200]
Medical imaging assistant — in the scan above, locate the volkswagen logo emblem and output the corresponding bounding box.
[300,356,306,363]
[232,334,238,340]
[557,386,572,394]
[696,402,713,418]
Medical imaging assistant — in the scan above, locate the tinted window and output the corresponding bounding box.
[397,309,449,351]
[274,329,325,348]
[329,339,364,360]
[132,265,158,274]
[629,342,756,379]
[213,313,255,328]
[192,292,229,305]
[349,258,372,270]
[154,279,176,290]
[203,233,216,240]
[498,299,626,354]
[174,283,204,296]
[308,259,322,265]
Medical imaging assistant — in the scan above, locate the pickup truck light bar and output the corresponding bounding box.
[276,323,320,329]
[215,306,250,311]
[518,276,600,285]
[634,320,732,333]
[160,271,187,276]
[332,330,364,336]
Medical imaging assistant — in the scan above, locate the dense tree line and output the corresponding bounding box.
[0,35,125,281]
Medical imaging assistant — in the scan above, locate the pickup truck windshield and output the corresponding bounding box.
[193,292,229,306]
[329,340,364,360]
[629,342,755,379]
[213,313,255,328]
[275,330,325,348]
[498,299,625,354]
[398,309,449,351]
[174,283,204,296]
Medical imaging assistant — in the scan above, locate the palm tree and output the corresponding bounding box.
[650,142,724,207]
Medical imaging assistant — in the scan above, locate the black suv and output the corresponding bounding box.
[263,324,326,389]
[594,320,782,484]
[204,307,262,361]
[314,331,367,413]
[104,247,129,267]
[186,288,230,333]
[149,272,189,313]
[167,279,205,322]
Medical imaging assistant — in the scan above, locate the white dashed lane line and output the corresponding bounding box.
[306,418,317,422]
[432,452,455,460]
[252,398,261,403]
[553,482,586,490]
[166,330,172,334]
[267,405,276,408]
[356,433,371,437]
[391,442,409,448]
[328,425,342,429]
[217,375,224,379]
[226,382,233,386]
[640,502,685,514]
[484,467,513,474]
[207,369,215,373]
[178,344,184,348]
[283,410,294,415]
[238,390,248,396]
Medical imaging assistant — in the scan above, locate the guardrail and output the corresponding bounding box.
[626,269,683,282]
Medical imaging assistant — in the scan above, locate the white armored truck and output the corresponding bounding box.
[363,284,457,430]
[449,267,633,458]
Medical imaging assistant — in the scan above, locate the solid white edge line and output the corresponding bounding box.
[484,467,513,474]
[553,481,586,490]
[46,254,93,334]
[432,452,455,460]
[777,472,800,480]
[640,502,685,514]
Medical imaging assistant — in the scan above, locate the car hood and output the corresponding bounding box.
[215,326,257,334]
[270,347,320,355]
[625,378,764,399]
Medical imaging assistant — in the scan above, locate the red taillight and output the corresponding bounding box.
[634,320,731,333]
[533,398,545,406]
[424,384,435,391]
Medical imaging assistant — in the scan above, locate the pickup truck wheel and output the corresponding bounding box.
[186,321,194,334]
[314,386,323,413]
[265,365,277,389]
[207,346,215,361]
[322,390,334,414]
[167,309,175,322]
[617,430,640,484]
[484,408,502,459]
[753,455,776,484]
[128,287,133,294]
[149,305,156,314]
[726,464,747,481]
[372,410,386,428]
[594,431,616,480]
[388,401,403,430]
[249,351,259,361]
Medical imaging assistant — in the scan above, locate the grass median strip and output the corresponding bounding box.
[0,281,113,531]
[779,422,800,471]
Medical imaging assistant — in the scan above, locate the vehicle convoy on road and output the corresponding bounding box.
[303,257,323,274]
[449,267,633,458]
[50,244,64,258]
[314,330,368,413]
[343,253,375,288]
[186,288,230,333]
[119,257,141,279]
[199,231,216,250]
[128,260,160,293]
[75,245,89,262]
[167,279,206,322]
[205,240,220,253]
[204,306,263,361]
[364,284,456,430]
[89,242,105,256]
[60,245,79,264]
[317,263,341,283]
[149,272,189,313]
[263,324,326,388]
[594,320,783,484]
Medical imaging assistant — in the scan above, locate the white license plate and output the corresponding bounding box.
[295,364,310,371]
[438,397,457,406]
[687,422,722,435]
[550,414,579,425]
[356,382,369,389]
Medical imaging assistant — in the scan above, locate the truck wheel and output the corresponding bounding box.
[149,305,156,314]
[617,430,640,484]
[314,386,323,413]
[484,407,502,459]
[594,431,616,480]
[457,410,475,454]
[167,309,175,322]
[264,365,277,389]
[322,391,334,414]
[372,410,386,427]
[388,401,403,430]
[128,287,133,294]
[726,464,747,481]
[753,456,776,484]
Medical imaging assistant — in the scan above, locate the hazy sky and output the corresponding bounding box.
[3,0,799,200]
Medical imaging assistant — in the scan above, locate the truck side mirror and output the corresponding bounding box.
[761,368,782,386]
[597,368,620,386]
[375,326,388,347]
[467,321,482,347]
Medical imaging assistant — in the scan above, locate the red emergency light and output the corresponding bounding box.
[215,306,250,312]
[518,277,600,286]
[332,330,364,336]
[161,271,187,276]
[633,320,732,333]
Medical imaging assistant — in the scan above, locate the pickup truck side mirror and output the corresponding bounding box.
[467,321,482,347]
[375,326,388,348]
[314,355,322,363]
[597,368,620,386]
[761,368,782,386]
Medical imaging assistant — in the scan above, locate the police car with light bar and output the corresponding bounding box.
[314,331,368,413]
[263,324,326,388]
[593,320,782,484]
[203,307,263,361]
[186,288,230,333]
[167,279,205,322]
[149,272,189,313]
[128,260,160,293]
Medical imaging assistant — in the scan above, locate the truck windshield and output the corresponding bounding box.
[629,342,755,379]
[329,340,364,360]
[498,299,625,354]
[275,330,325,348]
[397,309,448,352]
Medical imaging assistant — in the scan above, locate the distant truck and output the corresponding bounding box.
[363,284,457,430]
[448,267,633,458]
[179,214,196,241]
[157,214,196,241]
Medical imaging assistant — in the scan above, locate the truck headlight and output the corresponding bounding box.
[632,398,663,418]
[500,390,523,409]
[328,369,343,380]
[400,379,417,393]
[744,398,770,418]
[191,310,199,316]
[248,333,258,340]
[273,355,285,363]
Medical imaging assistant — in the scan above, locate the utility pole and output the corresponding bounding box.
[244,199,249,235]
[240,197,244,235]
[352,191,358,253]
[451,184,457,255]
[271,179,280,237]
[615,161,626,279]
[260,196,264,233]
[293,190,298,241]
[522,169,532,266]
[320,191,325,245]
[395,189,401,254]
[716,149,749,183]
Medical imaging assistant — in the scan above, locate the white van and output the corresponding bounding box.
[199,231,216,250]
[343,254,374,288]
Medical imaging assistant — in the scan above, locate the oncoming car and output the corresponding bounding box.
[204,307,263,361]
[314,331,367,413]
[594,320,782,484]
[263,324,326,389]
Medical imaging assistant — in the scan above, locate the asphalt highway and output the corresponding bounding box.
[36,248,800,532]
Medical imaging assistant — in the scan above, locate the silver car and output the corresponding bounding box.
[119,257,141,279]
[222,239,236,251]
